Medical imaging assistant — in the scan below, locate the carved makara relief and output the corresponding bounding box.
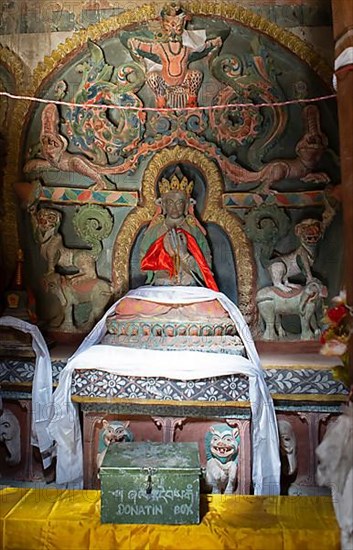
[24,41,146,190]
[24,103,110,191]
[252,104,330,193]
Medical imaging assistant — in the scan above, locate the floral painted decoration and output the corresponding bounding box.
[320,290,353,388]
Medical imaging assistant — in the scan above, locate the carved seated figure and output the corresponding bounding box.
[102,168,245,356]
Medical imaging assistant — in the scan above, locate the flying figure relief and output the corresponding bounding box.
[126,4,223,109]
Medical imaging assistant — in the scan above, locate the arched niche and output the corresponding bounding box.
[112,146,256,324]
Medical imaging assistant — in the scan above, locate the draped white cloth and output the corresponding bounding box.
[48,286,281,494]
[0,316,53,468]
[333,46,353,89]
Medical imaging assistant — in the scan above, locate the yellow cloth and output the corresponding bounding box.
[0,488,339,550]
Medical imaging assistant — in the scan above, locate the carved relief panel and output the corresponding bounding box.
[5,3,340,341]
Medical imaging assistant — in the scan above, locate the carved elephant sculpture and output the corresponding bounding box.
[278,419,297,479]
[0,408,21,466]
[43,271,112,331]
[256,278,327,340]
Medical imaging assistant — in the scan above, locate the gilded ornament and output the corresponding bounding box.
[112,146,255,322]
[159,174,194,196]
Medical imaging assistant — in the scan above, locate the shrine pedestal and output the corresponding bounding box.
[0,345,347,494]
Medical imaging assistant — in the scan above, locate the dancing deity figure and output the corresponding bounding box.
[127,4,222,108]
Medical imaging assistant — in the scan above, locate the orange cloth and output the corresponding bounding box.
[0,488,340,550]
[113,297,229,321]
[141,229,219,291]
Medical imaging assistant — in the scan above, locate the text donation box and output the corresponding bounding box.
[100,441,201,524]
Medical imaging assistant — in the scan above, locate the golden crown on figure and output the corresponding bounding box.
[159,173,194,197]
[161,3,185,17]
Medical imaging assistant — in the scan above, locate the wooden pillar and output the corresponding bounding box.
[331,0,353,387]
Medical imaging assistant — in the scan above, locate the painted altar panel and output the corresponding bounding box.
[3,3,341,344]
[0,353,346,492]
[82,409,251,493]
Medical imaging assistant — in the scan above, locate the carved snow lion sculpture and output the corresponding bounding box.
[268,218,324,293]
[205,424,240,494]
[316,405,353,550]
[97,420,134,469]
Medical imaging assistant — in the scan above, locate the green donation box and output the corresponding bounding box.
[99,441,201,524]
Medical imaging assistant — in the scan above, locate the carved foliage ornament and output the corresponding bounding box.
[73,204,114,258]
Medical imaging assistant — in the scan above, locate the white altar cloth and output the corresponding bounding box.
[48,286,281,494]
[0,316,53,468]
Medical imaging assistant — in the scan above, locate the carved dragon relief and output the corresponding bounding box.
[22,7,331,196]
[24,40,146,190]
[23,92,331,197]
[209,36,288,169]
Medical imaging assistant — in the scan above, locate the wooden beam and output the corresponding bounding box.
[331,0,353,387]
